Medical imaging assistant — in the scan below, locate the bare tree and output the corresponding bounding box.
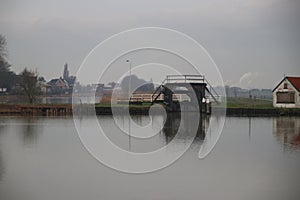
[0,35,15,92]
[0,35,7,60]
[20,68,39,103]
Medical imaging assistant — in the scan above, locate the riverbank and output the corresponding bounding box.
[1,103,300,116]
[225,107,300,116]
[0,104,72,115]
[94,106,300,116]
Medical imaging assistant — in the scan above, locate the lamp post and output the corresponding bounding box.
[126,59,132,151]
[126,59,132,100]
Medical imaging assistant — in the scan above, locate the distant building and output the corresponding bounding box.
[47,78,69,94]
[37,81,48,94]
[0,88,7,93]
[63,63,69,80]
[63,63,76,88]
[273,76,300,108]
[94,83,104,93]
[46,63,77,94]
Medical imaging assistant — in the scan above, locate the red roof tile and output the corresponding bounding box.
[287,76,300,92]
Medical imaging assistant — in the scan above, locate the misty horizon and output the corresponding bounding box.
[1,0,300,89]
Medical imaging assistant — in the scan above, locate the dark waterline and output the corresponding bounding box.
[0,115,299,200]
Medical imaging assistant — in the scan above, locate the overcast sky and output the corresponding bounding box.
[1,0,299,89]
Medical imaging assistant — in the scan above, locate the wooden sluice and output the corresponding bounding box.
[151,75,219,113]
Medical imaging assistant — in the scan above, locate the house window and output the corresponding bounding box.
[284,83,288,89]
[276,92,295,103]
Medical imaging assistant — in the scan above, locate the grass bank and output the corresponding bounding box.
[226,97,273,108]
[1,98,300,116]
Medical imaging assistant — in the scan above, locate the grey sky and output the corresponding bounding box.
[0,0,299,88]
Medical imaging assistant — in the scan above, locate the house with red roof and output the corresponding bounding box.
[273,76,300,108]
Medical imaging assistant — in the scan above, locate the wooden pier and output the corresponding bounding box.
[0,104,72,116]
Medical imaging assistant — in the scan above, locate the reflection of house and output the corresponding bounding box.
[273,76,300,108]
[47,78,69,94]
[273,117,300,146]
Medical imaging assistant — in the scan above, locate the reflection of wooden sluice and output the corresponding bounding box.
[163,113,209,143]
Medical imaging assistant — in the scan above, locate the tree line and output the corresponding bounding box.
[0,35,39,103]
[1,34,156,104]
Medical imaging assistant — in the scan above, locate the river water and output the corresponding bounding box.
[0,115,299,200]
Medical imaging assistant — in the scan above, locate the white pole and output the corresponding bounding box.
[126,59,132,151]
[126,60,132,100]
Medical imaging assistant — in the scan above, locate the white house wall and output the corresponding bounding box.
[273,79,300,108]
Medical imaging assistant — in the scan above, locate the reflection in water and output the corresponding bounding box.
[21,117,40,146]
[163,113,208,144]
[248,117,252,140]
[102,113,210,153]
[0,118,6,136]
[0,150,3,182]
[273,117,300,149]
[1,116,300,200]
[129,112,209,150]
[0,119,6,182]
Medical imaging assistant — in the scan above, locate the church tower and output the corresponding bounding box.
[63,63,69,80]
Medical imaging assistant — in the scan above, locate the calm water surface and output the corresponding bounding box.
[0,115,299,200]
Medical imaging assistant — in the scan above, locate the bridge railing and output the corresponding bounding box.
[166,75,205,84]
